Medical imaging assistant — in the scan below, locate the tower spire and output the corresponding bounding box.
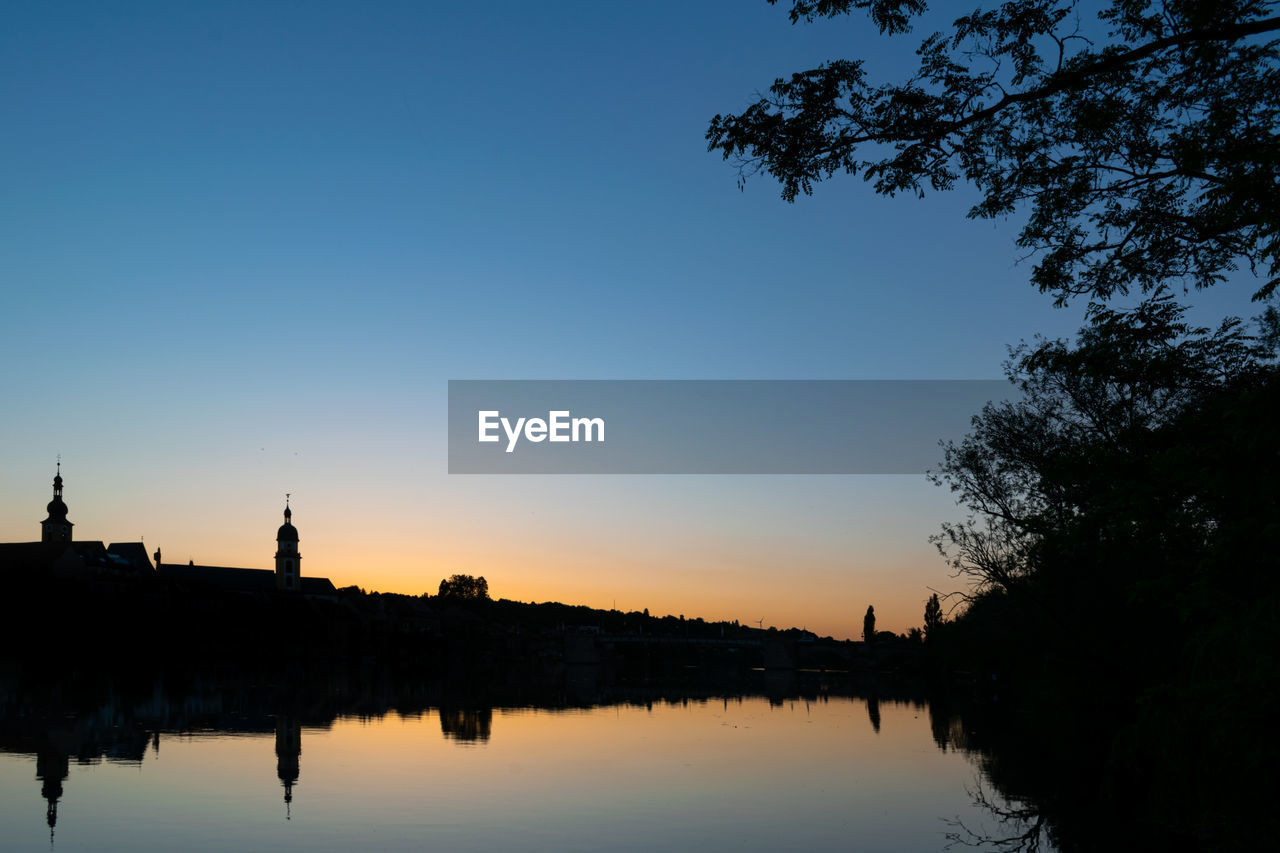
[41,460,73,545]
[275,495,300,592]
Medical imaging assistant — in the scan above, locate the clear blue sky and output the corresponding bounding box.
[0,1,1262,636]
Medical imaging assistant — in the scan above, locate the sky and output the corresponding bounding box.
[0,1,1264,638]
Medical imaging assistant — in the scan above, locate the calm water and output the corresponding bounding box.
[0,682,1034,852]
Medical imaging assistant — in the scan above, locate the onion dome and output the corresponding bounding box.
[277,502,298,541]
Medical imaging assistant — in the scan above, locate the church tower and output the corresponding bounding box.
[40,462,73,545]
[274,496,300,591]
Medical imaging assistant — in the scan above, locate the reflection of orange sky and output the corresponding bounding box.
[144,699,926,781]
[1,454,963,638]
[14,696,971,849]
[310,696,936,787]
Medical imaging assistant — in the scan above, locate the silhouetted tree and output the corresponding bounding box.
[862,605,876,644]
[931,294,1277,603]
[437,574,490,601]
[928,295,1280,848]
[923,593,943,639]
[708,1,1280,304]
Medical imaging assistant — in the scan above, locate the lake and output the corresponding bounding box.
[0,672,1041,852]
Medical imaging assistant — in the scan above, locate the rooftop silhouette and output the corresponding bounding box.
[2,464,335,598]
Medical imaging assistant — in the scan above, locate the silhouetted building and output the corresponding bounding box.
[41,462,72,545]
[2,466,333,597]
[105,542,153,573]
[0,465,153,579]
[275,499,300,592]
[157,500,336,599]
[0,466,76,575]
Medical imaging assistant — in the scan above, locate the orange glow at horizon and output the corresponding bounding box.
[1,455,963,640]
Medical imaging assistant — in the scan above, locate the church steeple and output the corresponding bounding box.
[41,461,73,545]
[274,495,300,592]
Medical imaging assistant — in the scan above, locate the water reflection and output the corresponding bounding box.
[37,746,65,841]
[1,694,152,844]
[944,781,1050,853]
[439,708,492,743]
[0,668,1038,851]
[276,717,300,819]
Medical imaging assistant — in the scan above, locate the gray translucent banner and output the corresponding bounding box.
[448,380,1013,474]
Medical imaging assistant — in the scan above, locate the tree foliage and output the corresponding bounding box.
[928,294,1280,845]
[437,573,490,601]
[708,1,1280,304]
[930,292,1278,603]
[923,592,943,637]
[863,604,877,643]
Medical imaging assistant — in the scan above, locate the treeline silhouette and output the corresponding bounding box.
[918,298,1280,850]
[1,564,903,687]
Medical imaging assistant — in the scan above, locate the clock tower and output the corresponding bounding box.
[41,462,73,545]
[274,496,300,592]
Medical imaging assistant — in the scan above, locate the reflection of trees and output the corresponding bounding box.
[929,699,951,752]
[927,694,972,755]
[945,781,1050,853]
[438,708,492,743]
[6,667,1023,837]
[933,692,1124,852]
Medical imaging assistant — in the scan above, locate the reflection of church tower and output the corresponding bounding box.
[41,462,73,545]
[275,716,301,819]
[36,747,69,843]
[274,497,300,592]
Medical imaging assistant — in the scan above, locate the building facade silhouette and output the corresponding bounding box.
[2,464,336,598]
[0,465,152,577]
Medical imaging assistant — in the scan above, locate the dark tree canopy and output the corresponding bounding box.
[925,296,1279,847]
[930,294,1278,600]
[708,1,1280,304]
[437,573,490,601]
[923,592,943,637]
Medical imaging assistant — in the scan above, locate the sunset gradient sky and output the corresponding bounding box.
[0,1,1259,637]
